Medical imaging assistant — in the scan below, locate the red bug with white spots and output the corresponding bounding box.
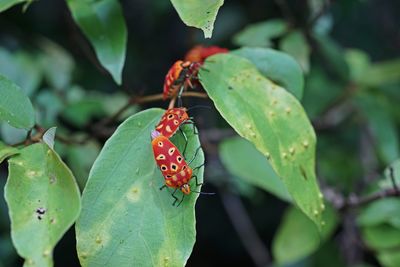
[184,45,229,63]
[155,107,191,138]
[151,130,203,206]
[163,60,201,100]
[155,107,196,156]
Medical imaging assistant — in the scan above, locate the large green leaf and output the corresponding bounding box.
[76,108,204,267]
[66,0,127,84]
[199,54,325,229]
[0,142,19,164]
[272,204,338,264]
[4,143,81,267]
[280,30,310,73]
[220,137,290,202]
[170,0,224,38]
[0,74,35,129]
[232,47,304,99]
[233,19,287,47]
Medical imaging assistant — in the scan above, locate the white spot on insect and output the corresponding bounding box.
[269,111,275,117]
[282,153,288,159]
[318,192,324,199]
[285,107,291,114]
[321,221,326,226]
[313,210,319,216]
[245,124,252,129]
[320,203,325,210]
[289,147,295,155]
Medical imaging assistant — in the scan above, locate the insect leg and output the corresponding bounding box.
[192,175,203,187]
[176,194,185,207]
[179,127,188,157]
[159,184,167,191]
[188,146,202,165]
[171,188,179,206]
[192,162,205,172]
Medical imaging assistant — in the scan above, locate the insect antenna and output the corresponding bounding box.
[191,189,216,195]
[187,105,212,112]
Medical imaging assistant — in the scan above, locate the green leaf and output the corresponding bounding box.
[170,0,224,38]
[0,123,27,144]
[314,34,349,81]
[280,30,310,73]
[76,108,204,266]
[0,74,35,129]
[377,250,400,267]
[0,142,19,164]
[61,100,105,128]
[39,39,75,90]
[361,224,400,250]
[66,141,100,189]
[66,0,127,84]
[233,19,287,47]
[35,90,64,128]
[344,49,371,83]
[357,198,400,229]
[4,143,81,267]
[199,54,325,229]
[379,159,400,194]
[0,48,42,96]
[302,67,343,119]
[0,0,25,12]
[220,136,290,202]
[232,47,304,99]
[360,60,400,87]
[354,93,399,164]
[272,204,338,264]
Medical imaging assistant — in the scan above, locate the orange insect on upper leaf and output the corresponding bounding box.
[155,108,190,138]
[162,60,201,100]
[185,45,229,63]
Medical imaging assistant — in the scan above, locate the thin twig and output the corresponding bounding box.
[220,191,270,267]
[99,92,208,126]
[339,188,400,211]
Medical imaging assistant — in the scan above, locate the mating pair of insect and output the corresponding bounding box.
[151,107,210,207]
[162,45,229,101]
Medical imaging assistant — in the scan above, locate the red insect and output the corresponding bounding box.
[163,60,201,100]
[155,107,195,156]
[151,130,202,205]
[184,45,229,63]
[155,107,191,136]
